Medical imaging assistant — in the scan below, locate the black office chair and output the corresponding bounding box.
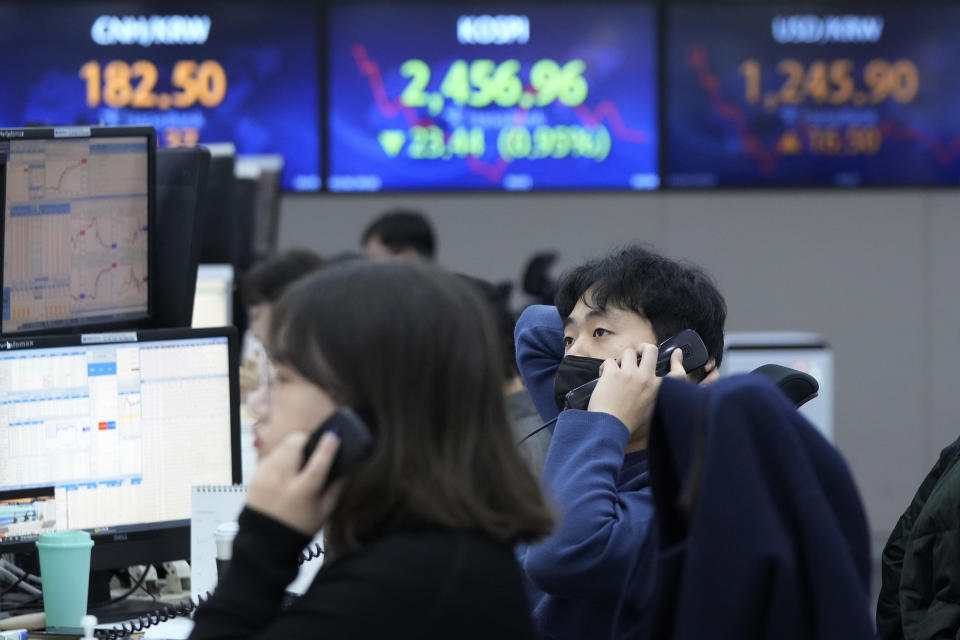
[521,251,560,306]
[750,363,819,408]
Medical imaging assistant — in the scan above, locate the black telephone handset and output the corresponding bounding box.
[300,407,374,480]
[563,329,710,411]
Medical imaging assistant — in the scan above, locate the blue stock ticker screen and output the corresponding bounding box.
[327,4,659,191]
[667,6,960,187]
[0,3,321,191]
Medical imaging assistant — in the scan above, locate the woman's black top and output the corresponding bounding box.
[188,508,537,639]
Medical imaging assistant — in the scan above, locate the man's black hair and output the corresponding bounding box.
[555,245,727,366]
[241,248,325,308]
[361,209,436,260]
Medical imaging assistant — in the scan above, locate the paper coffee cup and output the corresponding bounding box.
[36,530,94,629]
[214,521,239,582]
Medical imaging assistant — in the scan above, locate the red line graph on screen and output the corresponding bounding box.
[685,45,780,175]
[349,44,649,183]
[573,102,648,145]
[350,45,432,129]
[685,45,960,174]
[877,122,960,167]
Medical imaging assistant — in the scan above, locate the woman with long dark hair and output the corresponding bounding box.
[189,260,554,639]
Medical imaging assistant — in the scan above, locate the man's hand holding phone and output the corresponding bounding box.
[587,345,687,441]
[247,430,345,537]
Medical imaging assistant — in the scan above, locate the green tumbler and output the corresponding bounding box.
[35,530,94,629]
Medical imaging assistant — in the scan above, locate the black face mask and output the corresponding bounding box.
[553,355,606,411]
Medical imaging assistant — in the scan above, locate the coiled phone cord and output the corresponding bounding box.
[93,543,325,639]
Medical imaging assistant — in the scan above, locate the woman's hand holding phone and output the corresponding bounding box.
[247,430,345,537]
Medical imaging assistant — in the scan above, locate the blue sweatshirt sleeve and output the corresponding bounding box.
[514,305,565,422]
[522,409,656,600]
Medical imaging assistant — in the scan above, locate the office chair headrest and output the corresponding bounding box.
[750,364,819,408]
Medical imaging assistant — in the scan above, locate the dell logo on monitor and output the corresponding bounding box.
[457,15,530,45]
[112,533,129,542]
[91,15,212,47]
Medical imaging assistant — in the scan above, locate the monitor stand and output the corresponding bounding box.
[87,569,167,623]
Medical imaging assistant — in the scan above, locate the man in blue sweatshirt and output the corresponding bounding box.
[515,245,727,639]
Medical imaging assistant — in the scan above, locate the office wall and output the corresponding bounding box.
[278,190,960,537]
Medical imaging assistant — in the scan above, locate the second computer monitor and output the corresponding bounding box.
[154,146,211,329]
[0,326,240,569]
[0,126,155,335]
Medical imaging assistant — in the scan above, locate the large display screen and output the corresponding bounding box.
[667,6,960,187]
[327,3,659,191]
[0,2,320,191]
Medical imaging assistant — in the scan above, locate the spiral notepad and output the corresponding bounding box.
[190,485,325,600]
[191,484,248,600]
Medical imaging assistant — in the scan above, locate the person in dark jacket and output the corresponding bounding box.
[628,374,875,640]
[514,245,727,639]
[189,261,555,640]
[877,435,960,639]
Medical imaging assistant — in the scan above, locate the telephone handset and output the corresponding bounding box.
[518,329,710,445]
[562,329,709,411]
[301,407,375,481]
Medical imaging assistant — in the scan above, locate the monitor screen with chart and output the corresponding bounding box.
[0,126,154,334]
[0,327,240,565]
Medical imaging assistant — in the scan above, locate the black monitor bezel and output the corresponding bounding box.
[0,325,241,562]
[0,125,157,336]
[152,145,212,330]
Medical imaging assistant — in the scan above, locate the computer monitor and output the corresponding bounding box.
[232,177,258,275]
[0,327,240,568]
[192,265,234,329]
[0,126,155,334]
[236,155,284,261]
[152,147,211,329]
[197,144,236,266]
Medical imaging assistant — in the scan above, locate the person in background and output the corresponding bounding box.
[239,249,325,400]
[877,433,960,639]
[514,245,727,639]
[361,209,436,261]
[190,260,554,639]
[464,275,551,475]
